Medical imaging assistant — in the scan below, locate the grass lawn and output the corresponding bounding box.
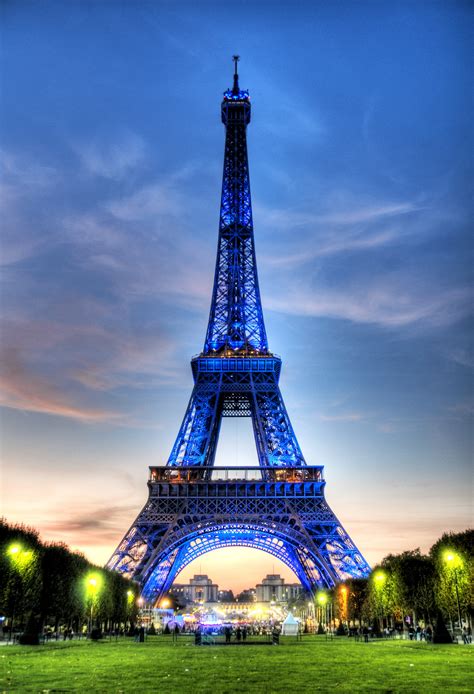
[1,635,472,693]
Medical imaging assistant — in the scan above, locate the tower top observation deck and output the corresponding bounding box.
[222,55,251,125]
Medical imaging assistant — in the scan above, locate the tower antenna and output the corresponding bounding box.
[232,54,240,76]
[232,55,240,93]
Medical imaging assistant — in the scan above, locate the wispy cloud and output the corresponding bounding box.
[258,198,424,268]
[318,412,368,422]
[105,180,179,221]
[0,149,61,265]
[267,276,471,330]
[72,132,146,180]
[0,312,185,423]
[0,348,122,422]
[0,149,59,190]
[445,348,474,370]
[43,504,139,546]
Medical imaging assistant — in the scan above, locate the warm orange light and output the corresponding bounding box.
[161,598,171,608]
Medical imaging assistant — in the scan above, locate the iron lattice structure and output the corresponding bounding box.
[108,59,370,601]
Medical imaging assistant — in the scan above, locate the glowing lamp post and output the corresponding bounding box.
[444,551,462,628]
[373,571,386,630]
[317,592,328,628]
[85,573,103,634]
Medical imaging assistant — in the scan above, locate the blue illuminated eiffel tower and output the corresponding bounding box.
[108,58,370,600]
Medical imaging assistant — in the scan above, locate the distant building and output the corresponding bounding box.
[218,589,234,602]
[170,574,218,604]
[236,588,257,603]
[256,574,301,602]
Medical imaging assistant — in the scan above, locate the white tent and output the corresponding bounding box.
[281,612,299,636]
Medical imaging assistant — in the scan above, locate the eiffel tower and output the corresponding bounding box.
[108,58,370,600]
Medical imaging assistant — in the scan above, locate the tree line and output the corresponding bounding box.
[1,518,472,644]
[0,519,138,643]
[316,529,473,639]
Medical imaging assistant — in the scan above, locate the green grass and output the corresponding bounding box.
[1,635,472,693]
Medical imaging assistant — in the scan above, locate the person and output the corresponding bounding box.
[236,626,242,642]
[225,626,231,644]
[462,627,468,645]
[173,624,179,642]
[242,626,247,642]
[363,626,369,643]
[425,625,433,643]
[467,626,472,644]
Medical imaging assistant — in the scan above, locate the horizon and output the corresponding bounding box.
[1,1,472,594]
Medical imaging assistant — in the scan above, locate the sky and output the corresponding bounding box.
[0,0,472,593]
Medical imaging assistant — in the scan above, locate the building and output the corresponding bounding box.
[256,574,301,603]
[170,574,218,605]
[236,588,256,603]
[218,589,234,602]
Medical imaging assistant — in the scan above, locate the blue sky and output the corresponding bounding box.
[1,0,472,591]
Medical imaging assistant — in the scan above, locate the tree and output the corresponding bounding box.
[430,530,474,629]
[345,578,370,626]
[380,550,436,625]
[0,520,43,639]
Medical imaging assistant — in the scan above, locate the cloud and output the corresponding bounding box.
[73,132,146,180]
[318,412,368,422]
[105,180,179,221]
[266,276,471,330]
[0,346,125,422]
[0,149,62,265]
[43,504,139,545]
[258,198,424,268]
[0,149,59,190]
[261,201,419,229]
[446,348,474,370]
[1,310,183,389]
[104,161,199,221]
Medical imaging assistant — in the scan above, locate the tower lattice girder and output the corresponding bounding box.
[108,61,370,600]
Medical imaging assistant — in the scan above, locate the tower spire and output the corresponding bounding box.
[232,54,240,94]
[205,56,267,354]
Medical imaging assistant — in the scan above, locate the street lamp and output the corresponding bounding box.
[85,572,103,634]
[373,570,386,631]
[317,592,328,628]
[444,551,462,628]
